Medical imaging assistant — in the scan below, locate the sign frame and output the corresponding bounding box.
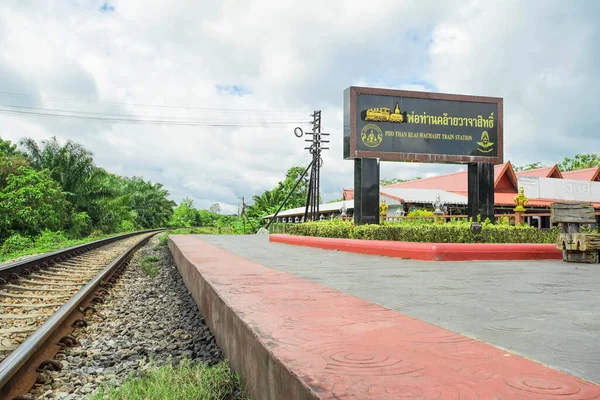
[344,86,504,164]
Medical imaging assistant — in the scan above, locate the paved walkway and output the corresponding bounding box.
[198,235,600,384]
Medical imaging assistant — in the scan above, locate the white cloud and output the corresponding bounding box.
[0,0,598,213]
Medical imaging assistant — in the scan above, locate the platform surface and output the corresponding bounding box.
[198,234,600,385]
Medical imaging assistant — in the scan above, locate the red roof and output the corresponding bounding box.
[342,188,354,200]
[516,165,563,179]
[384,162,516,194]
[341,162,600,209]
[561,167,600,181]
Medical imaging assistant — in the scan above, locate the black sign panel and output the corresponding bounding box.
[344,87,503,164]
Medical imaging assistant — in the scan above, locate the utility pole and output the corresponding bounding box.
[238,196,246,234]
[264,111,328,229]
[302,111,329,221]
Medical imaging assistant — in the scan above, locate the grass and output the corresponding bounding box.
[90,359,248,400]
[0,231,136,264]
[139,255,160,278]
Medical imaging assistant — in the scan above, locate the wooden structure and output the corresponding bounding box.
[551,202,600,263]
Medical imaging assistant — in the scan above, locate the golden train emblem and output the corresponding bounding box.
[365,103,404,123]
[361,124,383,148]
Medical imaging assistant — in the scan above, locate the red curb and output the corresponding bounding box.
[169,235,598,400]
[269,234,563,261]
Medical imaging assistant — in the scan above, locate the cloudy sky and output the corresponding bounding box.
[1,0,598,213]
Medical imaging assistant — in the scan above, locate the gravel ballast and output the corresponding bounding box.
[27,236,241,399]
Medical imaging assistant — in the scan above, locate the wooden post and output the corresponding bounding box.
[551,202,599,263]
[514,212,523,226]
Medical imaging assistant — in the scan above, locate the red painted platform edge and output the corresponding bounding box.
[269,234,563,261]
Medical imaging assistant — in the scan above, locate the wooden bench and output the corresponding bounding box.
[551,202,600,263]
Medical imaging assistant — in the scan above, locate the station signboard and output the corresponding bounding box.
[344,86,504,164]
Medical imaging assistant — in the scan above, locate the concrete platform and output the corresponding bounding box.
[270,234,563,261]
[171,235,600,399]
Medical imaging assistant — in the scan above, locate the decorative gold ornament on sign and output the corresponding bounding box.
[365,103,404,123]
[360,124,383,148]
[477,131,494,153]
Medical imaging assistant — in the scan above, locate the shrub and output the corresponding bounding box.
[407,208,434,218]
[119,219,136,232]
[0,233,34,256]
[34,230,68,249]
[68,211,93,238]
[286,220,559,244]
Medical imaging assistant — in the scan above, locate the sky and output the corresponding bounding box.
[1,0,599,214]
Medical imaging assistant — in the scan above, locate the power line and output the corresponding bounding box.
[0,108,309,127]
[0,90,308,114]
[0,103,308,123]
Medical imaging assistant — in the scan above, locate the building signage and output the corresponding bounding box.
[519,176,599,202]
[344,86,504,164]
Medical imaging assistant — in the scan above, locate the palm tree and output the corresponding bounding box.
[19,136,97,210]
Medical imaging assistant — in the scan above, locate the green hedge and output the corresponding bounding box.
[286,220,560,244]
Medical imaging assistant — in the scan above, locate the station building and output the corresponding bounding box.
[267,162,600,228]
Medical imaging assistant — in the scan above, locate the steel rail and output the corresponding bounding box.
[0,230,161,399]
[0,229,162,283]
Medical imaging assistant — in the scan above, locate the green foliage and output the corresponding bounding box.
[15,137,175,237]
[0,166,70,237]
[407,209,434,217]
[0,154,30,190]
[197,209,218,226]
[34,230,68,249]
[0,231,124,262]
[156,232,169,247]
[209,203,221,214]
[68,212,93,238]
[380,177,406,186]
[231,216,260,234]
[559,153,600,171]
[140,255,160,278]
[513,162,543,172]
[90,359,247,400]
[0,137,19,157]
[19,136,97,210]
[0,233,34,256]
[247,166,310,219]
[119,219,136,232]
[287,219,559,244]
[170,197,199,227]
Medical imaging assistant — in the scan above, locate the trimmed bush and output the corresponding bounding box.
[286,220,559,244]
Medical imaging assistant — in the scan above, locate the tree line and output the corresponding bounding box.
[0,136,177,245]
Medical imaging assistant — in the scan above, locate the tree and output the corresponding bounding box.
[559,153,600,171]
[124,177,175,228]
[0,166,70,238]
[246,166,310,219]
[209,203,221,214]
[197,209,219,226]
[380,177,406,186]
[276,166,309,208]
[0,137,19,156]
[170,197,198,227]
[514,162,543,172]
[18,136,98,211]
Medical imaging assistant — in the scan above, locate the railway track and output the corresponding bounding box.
[0,230,161,399]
